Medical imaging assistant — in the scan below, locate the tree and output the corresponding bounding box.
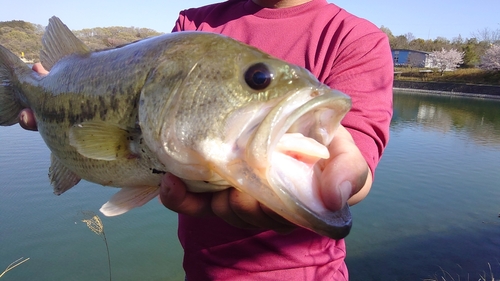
[452,34,464,46]
[0,20,162,61]
[409,38,426,51]
[391,35,410,49]
[379,25,394,41]
[404,32,415,43]
[429,48,464,75]
[471,27,500,44]
[432,37,451,51]
[0,20,43,60]
[480,44,500,71]
[407,52,423,69]
[462,42,479,67]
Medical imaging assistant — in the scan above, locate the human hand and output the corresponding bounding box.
[32,62,49,75]
[159,125,372,233]
[318,125,371,211]
[18,63,48,131]
[19,108,38,131]
[159,173,297,233]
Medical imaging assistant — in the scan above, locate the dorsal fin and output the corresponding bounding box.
[40,16,91,70]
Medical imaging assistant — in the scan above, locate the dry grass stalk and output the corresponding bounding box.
[81,210,112,281]
[82,211,104,236]
[0,257,30,278]
[423,262,498,281]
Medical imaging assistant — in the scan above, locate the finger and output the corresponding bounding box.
[260,204,297,234]
[159,173,213,217]
[32,62,49,75]
[211,189,258,229]
[18,108,38,131]
[319,126,369,211]
[232,194,296,233]
[213,188,296,233]
[230,190,294,231]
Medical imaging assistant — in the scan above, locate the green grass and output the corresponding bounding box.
[394,67,500,86]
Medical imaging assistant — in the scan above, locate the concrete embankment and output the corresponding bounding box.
[393,80,500,99]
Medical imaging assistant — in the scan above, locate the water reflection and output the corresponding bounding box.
[346,90,500,280]
[393,90,500,147]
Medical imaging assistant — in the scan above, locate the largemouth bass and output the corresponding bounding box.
[0,17,352,239]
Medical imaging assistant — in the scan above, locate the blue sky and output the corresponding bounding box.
[1,0,499,40]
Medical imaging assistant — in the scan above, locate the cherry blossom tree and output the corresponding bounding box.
[480,44,500,71]
[407,52,425,68]
[429,48,464,75]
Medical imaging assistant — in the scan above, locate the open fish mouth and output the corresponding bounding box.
[247,86,351,174]
[215,86,352,239]
[249,86,352,239]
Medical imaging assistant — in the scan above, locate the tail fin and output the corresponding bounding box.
[0,45,31,126]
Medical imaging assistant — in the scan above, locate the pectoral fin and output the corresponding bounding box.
[49,153,81,195]
[69,121,138,161]
[99,186,160,216]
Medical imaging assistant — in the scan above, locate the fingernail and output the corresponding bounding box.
[339,181,352,206]
[20,111,27,124]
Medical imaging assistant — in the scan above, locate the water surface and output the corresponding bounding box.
[1,90,499,280]
[346,91,500,280]
[0,129,184,280]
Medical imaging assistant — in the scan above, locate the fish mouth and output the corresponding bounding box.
[208,86,352,239]
[245,86,352,239]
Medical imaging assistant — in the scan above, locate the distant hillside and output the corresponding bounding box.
[0,20,44,60]
[0,20,163,61]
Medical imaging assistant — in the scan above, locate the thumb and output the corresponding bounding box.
[319,127,369,212]
[19,108,38,131]
[158,173,213,217]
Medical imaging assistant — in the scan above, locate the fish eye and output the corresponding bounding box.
[244,63,273,90]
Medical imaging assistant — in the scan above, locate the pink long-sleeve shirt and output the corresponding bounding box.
[172,0,393,280]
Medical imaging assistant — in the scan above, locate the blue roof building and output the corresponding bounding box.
[392,49,432,68]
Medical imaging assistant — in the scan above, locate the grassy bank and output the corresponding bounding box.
[394,67,500,86]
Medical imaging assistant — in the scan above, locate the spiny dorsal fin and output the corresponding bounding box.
[49,153,81,195]
[40,16,91,70]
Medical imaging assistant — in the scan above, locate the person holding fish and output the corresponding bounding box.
[15,0,392,280]
[158,0,392,280]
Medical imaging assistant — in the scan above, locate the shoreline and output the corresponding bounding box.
[393,87,500,100]
[393,80,500,100]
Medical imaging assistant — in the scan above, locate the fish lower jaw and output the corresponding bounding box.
[266,135,329,214]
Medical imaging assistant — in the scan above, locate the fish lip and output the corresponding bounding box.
[292,199,352,239]
[247,86,353,239]
[247,86,351,168]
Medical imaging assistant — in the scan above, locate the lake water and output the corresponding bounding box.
[1,90,499,280]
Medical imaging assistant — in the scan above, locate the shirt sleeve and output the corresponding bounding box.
[326,29,393,176]
[171,12,185,32]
